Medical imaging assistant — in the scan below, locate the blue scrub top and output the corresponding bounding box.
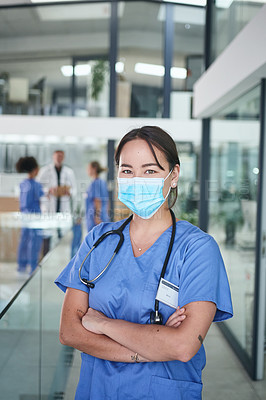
[55,219,233,400]
[20,179,44,213]
[85,178,110,232]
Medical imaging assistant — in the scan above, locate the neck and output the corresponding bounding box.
[131,207,172,235]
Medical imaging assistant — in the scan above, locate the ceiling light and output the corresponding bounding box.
[135,63,187,80]
[115,62,124,74]
[61,64,91,77]
[163,0,206,6]
[135,63,165,77]
[75,64,91,76]
[171,67,187,79]
[61,65,73,77]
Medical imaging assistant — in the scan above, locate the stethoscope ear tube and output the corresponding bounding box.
[79,215,133,288]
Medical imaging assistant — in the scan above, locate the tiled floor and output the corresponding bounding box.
[203,324,266,399]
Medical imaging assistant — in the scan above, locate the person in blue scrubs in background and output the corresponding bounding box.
[85,161,110,232]
[55,126,233,400]
[16,156,44,276]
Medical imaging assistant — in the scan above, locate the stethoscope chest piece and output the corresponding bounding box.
[150,310,163,325]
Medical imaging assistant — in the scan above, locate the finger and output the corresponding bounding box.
[171,321,182,328]
[166,307,185,324]
[166,314,186,327]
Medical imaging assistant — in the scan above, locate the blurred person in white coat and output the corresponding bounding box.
[37,150,77,254]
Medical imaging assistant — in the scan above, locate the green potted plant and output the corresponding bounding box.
[91,60,108,101]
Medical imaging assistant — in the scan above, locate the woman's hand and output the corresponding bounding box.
[165,306,186,328]
[82,308,108,334]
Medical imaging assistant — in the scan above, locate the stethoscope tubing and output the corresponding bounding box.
[79,210,176,315]
[79,215,133,288]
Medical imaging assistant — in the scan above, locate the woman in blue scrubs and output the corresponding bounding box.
[85,161,110,232]
[55,126,233,399]
[16,156,44,275]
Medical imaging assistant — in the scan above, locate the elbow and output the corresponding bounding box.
[59,328,72,347]
[173,344,197,363]
[178,351,194,363]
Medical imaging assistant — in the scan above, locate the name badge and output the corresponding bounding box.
[155,278,179,309]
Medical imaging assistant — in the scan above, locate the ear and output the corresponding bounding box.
[171,164,180,188]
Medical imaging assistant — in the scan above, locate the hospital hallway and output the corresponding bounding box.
[0,231,266,399]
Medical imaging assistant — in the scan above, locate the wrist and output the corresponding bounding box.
[131,352,140,363]
[99,315,111,335]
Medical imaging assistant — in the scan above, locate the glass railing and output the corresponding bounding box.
[0,212,74,399]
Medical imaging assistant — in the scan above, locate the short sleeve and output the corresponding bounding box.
[55,226,97,294]
[178,236,233,322]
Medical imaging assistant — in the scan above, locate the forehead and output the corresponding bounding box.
[119,139,167,165]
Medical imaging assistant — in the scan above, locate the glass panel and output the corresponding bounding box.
[209,85,260,357]
[175,140,200,226]
[0,138,108,238]
[117,1,164,118]
[212,0,266,62]
[40,231,74,398]
[75,59,109,117]
[0,271,41,399]
[171,4,205,119]
[0,2,110,116]
[0,229,78,399]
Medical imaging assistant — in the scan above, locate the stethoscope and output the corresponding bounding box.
[79,209,176,325]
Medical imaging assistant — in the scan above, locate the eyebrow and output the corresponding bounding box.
[120,163,161,168]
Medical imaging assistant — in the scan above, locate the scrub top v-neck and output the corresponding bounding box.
[55,219,233,400]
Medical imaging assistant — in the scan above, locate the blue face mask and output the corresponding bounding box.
[117,170,172,219]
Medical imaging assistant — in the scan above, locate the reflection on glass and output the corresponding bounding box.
[117,2,164,118]
[212,0,266,62]
[209,85,260,357]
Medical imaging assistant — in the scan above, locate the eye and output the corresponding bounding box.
[145,169,156,174]
[121,169,132,175]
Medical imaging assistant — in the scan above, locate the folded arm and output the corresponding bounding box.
[59,287,186,363]
[59,288,143,362]
[82,301,216,362]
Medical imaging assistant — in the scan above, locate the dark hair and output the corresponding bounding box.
[114,126,180,207]
[16,157,38,173]
[90,161,106,175]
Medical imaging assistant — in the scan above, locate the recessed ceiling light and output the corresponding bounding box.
[115,62,124,74]
[61,64,91,77]
[135,63,187,79]
[135,63,165,77]
[163,0,206,6]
